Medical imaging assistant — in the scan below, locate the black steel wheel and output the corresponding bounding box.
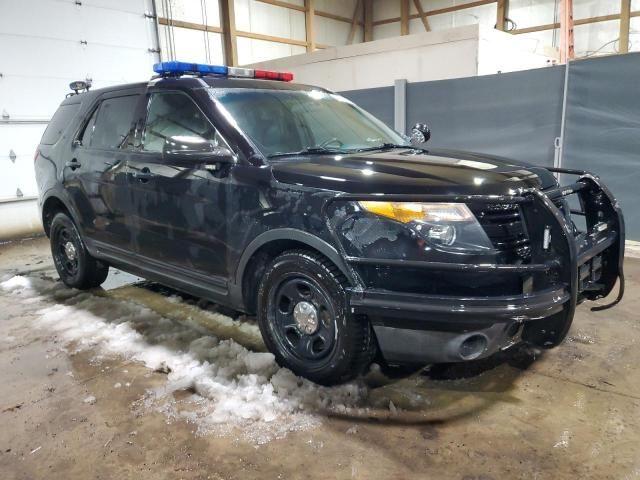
[270,275,337,361]
[50,212,109,289]
[257,250,376,385]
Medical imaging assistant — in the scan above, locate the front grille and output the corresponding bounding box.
[471,204,531,262]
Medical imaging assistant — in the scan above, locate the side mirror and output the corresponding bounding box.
[162,136,235,164]
[410,123,431,145]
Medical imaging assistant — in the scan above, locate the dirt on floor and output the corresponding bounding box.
[1,236,639,480]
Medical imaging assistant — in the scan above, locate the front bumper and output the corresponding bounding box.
[328,169,625,365]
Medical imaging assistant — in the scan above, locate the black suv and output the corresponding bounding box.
[35,62,625,385]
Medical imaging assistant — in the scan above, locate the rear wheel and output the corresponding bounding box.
[50,212,109,289]
[257,250,376,385]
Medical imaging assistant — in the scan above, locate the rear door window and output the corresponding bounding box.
[41,103,80,145]
[90,95,139,150]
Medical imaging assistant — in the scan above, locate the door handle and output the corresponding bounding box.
[135,167,154,183]
[65,158,81,170]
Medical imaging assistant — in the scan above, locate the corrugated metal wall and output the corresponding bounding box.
[341,86,395,129]
[405,66,566,167]
[562,53,640,239]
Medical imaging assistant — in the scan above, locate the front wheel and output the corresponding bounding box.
[50,212,109,289]
[257,250,376,385]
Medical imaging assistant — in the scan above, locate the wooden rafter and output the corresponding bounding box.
[158,17,222,34]
[254,0,363,25]
[412,0,430,32]
[511,11,640,35]
[255,0,305,12]
[347,0,363,44]
[374,0,496,26]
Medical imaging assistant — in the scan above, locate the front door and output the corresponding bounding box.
[126,90,232,280]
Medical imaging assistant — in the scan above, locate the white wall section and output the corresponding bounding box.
[249,24,555,91]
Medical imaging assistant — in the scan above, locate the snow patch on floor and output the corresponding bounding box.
[1,275,368,444]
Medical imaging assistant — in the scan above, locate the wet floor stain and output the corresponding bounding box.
[1,236,640,479]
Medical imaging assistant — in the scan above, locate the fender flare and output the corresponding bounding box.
[40,189,85,237]
[234,228,358,291]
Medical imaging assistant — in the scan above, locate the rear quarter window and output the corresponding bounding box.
[89,95,139,150]
[40,103,81,145]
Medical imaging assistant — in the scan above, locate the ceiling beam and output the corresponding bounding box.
[374,0,496,26]
[348,0,363,44]
[412,0,430,32]
[511,11,640,35]
[236,30,308,47]
[255,0,305,12]
[158,17,223,34]
[254,0,363,25]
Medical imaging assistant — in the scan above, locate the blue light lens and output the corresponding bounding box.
[153,61,228,76]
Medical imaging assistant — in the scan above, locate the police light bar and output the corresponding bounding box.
[153,61,293,82]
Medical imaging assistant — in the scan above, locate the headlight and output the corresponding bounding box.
[359,202,474,223]
[359,201,494,252]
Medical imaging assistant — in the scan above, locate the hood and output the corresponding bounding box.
[270,148,558,195]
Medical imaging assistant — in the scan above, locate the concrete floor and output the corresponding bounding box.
[1,236,639,480]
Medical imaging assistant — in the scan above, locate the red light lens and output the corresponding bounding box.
[254,69,294,82]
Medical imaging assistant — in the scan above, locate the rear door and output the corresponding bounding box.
[66,88,143,251]
[126,90,232,281]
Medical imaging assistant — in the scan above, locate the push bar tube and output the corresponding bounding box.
[323,169,624,311]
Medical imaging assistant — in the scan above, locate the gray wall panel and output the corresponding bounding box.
[562,53,640,239]
[406,66,566,167]
[340,56,638,239]
[341,86,395,129]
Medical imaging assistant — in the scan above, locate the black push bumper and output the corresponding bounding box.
[329,169,625,365]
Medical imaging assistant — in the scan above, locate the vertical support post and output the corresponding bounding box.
[151,0,163,62]
[496,0,507,31]
[555,61,571,172]
[364,0,373,42]
[559,0,575,63]
[400,0,409,35]
[620,0,631,54]
[220,0,238,66]
[305,0,315,52]
[394,79,407,134]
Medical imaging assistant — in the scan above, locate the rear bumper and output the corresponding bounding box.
[333,169,625,365]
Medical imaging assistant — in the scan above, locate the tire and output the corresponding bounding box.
[49,212,109,289]
[257,250,376,385]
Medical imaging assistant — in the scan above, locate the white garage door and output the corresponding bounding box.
[0,0,160,202]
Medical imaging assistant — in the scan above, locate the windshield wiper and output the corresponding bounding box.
[268,146,349,158]
[356,143,426,153]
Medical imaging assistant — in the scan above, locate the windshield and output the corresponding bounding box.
[209,88,408,157]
